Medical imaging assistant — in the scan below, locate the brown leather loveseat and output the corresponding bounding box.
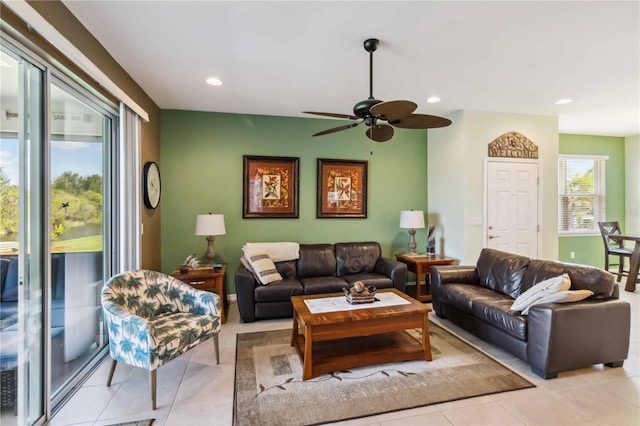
[235,242,407,322]
[431,248,631,379]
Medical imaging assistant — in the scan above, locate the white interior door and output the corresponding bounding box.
[486,161,539,257]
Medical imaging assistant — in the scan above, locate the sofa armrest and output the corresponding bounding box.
[431,265,479,316]
[375,257,407,292]
[527,299,630,378]
[235,265,258,323]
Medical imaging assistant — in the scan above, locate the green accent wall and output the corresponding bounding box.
[160,110,429,293]
[558,134,626,268]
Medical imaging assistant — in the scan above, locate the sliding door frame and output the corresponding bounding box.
[1,29,120,424]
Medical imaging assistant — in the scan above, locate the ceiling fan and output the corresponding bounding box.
[303,38,452,142]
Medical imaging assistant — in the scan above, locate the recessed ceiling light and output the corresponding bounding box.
[206,77,223,86]
[555,99,572,105]
[427,96,441,104]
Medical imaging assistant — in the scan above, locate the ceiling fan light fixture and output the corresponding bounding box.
[206,77,223,86]
[366,125,394,142]
[427,96,441,104]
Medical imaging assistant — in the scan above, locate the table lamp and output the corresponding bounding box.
[195,213,226,263]
[400,210,425,254]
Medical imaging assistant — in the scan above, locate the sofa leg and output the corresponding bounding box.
[106,359,117,386]
[604,360,624,368]
[531,367,558,379]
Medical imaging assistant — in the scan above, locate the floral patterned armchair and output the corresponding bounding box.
[101,269,221,409]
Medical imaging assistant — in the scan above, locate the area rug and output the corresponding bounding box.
[233,324,534,426]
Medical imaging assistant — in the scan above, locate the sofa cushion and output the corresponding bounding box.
[521,289,594,315]
[521,259,615,299]
[0,259,10,302]
[297,244,336,278]
[341,273,394,289]
[476,248,529,299]
[439,284,499,314]
[275,260,297,279]
[1,259,18,303]
[335,242,380,276]
[299,276,348,295]
[511,273,571,312]
[0,302,18,321]
[51,253,66,301]
[254,278,303,303]
[472,297,527,341]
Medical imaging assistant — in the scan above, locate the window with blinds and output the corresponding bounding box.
[558,155,607,234]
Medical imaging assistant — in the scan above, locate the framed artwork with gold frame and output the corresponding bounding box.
[243,155,299,218]
[317,158,368,218]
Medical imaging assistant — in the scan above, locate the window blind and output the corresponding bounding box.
[558,155,607,234]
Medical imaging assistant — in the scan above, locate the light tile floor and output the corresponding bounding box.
[49,290,639,426]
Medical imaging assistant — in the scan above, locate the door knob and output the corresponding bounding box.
[488,235,499,239]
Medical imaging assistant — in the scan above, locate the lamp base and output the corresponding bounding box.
[408,228,417,254]
[203,235,217,264]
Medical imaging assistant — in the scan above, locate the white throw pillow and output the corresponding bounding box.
[244,252,282,285]
[511,273,571,312]
[521,289,593,315]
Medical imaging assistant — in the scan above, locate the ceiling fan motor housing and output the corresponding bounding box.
[353,98,383,119]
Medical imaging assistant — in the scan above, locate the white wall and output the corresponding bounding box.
[427,110,465,259]
[428,110,559,264]
[626,135,640,235]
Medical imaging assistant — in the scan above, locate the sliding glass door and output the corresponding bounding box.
[48,81,113,401]
[1,36,118,425]
[0,45,45,426]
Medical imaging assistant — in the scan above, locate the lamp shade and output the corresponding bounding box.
[195,214,226,236]
[399,210,425,229]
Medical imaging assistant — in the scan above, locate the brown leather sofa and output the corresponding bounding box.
[431,248,631,379]
[235,242,407,322]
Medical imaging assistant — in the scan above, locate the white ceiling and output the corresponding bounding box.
[61,1,639,137]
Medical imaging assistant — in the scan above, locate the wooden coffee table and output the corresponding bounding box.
[290,288,432,380]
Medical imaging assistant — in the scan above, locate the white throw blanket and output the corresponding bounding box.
[242,242,300,262]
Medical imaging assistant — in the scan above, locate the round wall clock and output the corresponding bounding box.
[143,161,161,209]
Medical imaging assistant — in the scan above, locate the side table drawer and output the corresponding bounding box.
[182,278,217,293]
[172,265,227,324]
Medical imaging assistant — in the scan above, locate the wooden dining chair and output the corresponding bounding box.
[597,221,633,282]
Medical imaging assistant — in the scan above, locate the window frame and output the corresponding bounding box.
[558,154,608,236]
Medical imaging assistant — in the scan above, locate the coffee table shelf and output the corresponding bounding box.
[292,331,425,378]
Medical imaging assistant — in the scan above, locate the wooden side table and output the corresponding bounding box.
[171,264,227,324]
[395,254,455,302]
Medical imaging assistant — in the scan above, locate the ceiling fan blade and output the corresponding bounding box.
[391,114,452,129]
[303,111,359,120]
[370,100,417,120]
[366,125,394,142]
[312,122,361,137]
